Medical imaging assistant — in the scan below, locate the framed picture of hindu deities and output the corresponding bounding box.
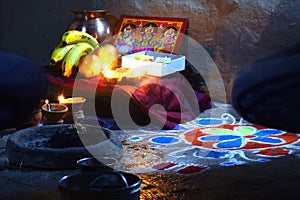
[114,15,189,55]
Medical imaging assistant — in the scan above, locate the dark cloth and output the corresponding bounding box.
[0,51,47,130]
[231,42,300,132]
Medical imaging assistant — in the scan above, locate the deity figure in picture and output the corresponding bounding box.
[116,23,137,55]
[154,26,178,53]
[136,22,158,51]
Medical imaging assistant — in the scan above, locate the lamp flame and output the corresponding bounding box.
[45,99,51,111]
[103,69,116,78]
[58,95,65,104]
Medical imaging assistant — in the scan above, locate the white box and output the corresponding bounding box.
[121,51,185,77]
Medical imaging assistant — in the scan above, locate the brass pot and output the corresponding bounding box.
[67,10,112,44]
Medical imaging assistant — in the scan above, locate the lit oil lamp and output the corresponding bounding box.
[58,95,86,124]
[103,69,122,84]
[41,99,68,125]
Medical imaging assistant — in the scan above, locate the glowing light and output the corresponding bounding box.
[45,99,51,111]
[58,95,65,104]
[103,69,118,78]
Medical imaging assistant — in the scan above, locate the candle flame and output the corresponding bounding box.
[45,99,49,104]
[58,95,65,104]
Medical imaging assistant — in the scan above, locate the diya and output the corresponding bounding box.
[58,96,86,123]
[41,100,68,125]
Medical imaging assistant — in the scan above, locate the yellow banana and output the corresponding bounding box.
[62,42,94,77]
[50,44,76,62]
[61,30,99,49]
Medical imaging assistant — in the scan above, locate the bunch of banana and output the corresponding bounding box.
[50,30,99,77]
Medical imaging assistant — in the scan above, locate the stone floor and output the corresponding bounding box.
[1,148,300,200]
[1,103,300,200]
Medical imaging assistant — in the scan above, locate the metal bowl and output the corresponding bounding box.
[58,171,141,200]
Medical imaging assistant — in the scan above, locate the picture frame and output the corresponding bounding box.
[114,15,189,55]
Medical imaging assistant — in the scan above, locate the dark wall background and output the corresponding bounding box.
[1,0,299,101]
[0,0,105,65]
[103,0,300,94]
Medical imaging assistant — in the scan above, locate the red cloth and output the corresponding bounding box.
[46,70,211,129]
[115,74,211,128]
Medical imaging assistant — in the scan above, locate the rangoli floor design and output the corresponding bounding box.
[123,114,300,175]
